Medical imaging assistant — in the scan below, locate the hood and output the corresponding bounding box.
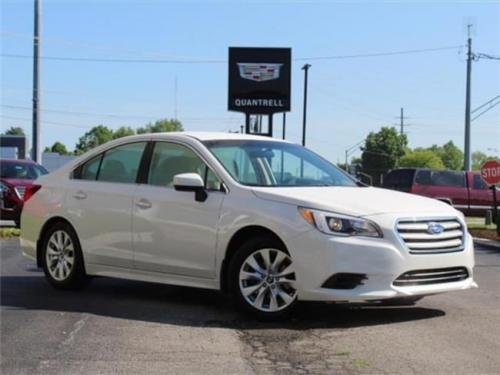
[251,186,458,217]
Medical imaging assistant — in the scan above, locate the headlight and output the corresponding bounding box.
[298,207,382,238]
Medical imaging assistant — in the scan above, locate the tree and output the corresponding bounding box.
[400,149,445,169]
[472,151,496,170]
[361,127,407,185]
[3,126,25,135]
[113,126,135,139]
[75,125,114,154]
[427,141,463,170]
[44,141,70,155]
[137,119,183,134]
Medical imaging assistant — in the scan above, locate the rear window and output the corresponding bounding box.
[415,170,466,188]
[0,161,48,180]
[383,169,415,190]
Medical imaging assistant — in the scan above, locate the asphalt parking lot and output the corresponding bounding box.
[1,239,499,374]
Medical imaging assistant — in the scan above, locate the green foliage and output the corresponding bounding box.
[3,126,25,136]
[426,141,463,170]
[400,149,445,169]
[137,119,183,134]
[75,125,114,154]
[113,126,135,139]
[361,127,407,185]
[472,151,496,171]
[44,141,70,155]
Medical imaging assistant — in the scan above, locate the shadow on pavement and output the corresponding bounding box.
[1,272,445,330]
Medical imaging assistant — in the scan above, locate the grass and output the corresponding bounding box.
[465,217,497,230]
[0,227,20,239]
[352,358,370,369]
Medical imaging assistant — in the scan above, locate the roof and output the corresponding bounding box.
[162,131,291,142]
[0,158,39,165]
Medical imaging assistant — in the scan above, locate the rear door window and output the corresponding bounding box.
[430,171,466,187]
[383,169,415,191]
[80,155,103,180]
[97,142,147,183]
[415,170,432,185]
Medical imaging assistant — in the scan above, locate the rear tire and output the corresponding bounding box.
[228,236,298,320]
[41,222,87,290]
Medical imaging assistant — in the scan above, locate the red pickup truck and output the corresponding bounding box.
[383,168,497,217]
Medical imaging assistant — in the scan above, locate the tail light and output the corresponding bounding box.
[23,184,41,202]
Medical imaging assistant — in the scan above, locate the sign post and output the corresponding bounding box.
[480,159,500,236]
[228,47,291,137]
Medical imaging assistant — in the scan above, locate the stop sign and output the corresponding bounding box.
[480,159,500,186]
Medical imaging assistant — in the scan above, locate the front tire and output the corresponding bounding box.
[228,237,298,320]
[41,222,87,290]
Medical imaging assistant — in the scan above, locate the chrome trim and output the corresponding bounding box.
[395,216,465,255]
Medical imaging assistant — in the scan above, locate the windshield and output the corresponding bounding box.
[204,140,357,187]
[0,161,48,180]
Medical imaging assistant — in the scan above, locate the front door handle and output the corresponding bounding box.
[73,191,87,200]
[135,198,152,210]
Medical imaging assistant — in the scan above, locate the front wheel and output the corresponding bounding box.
[229,237,298,320]
[41,222,87,290]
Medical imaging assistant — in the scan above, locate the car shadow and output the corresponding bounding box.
[0,273,445,330]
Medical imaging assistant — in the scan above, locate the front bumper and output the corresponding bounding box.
[288,214,476,302]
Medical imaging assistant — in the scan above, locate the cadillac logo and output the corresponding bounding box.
[427,222,445,235]
[237,63,283,82]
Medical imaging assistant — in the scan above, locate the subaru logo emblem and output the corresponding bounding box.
[427,222,444,235]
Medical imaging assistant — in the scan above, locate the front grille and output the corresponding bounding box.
[396,218,464,254]
[393,267,469,286]
[15,186,26,199]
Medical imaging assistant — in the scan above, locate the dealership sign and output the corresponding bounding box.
[228,47,291,114]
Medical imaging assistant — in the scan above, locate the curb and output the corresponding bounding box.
[473,237,500,250]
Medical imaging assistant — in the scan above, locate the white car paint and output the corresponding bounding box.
[20,132,476,303]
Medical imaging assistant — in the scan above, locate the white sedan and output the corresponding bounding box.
[20,132,476,319]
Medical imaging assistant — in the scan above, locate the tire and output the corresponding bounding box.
[228,236,298,320]
[41,221,87,290]
[379,296,423,306]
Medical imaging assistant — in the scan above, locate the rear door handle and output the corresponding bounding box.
[135,198,152,210]
[73,191,87,200]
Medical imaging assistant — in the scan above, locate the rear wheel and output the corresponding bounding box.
[41,222,87,289]
[229,237,298,320]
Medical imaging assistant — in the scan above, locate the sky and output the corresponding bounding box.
[1,0,499,163]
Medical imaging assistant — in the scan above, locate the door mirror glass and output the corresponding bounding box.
[173,173,207,202]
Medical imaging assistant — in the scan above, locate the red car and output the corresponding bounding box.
[383,168,497,217]
[0,159,48,227]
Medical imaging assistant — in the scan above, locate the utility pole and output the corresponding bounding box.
[32,0,41,162]
[174,75,178,120]
[282,112,286,140]
[463,24,473,171]
[400,107,404,135]
[301,64,311,146]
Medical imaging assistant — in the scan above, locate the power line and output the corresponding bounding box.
[1,115,93,129]
[476,53,500,61]
[293,45,463,61]
[0,45,464,64]
[1,105,241,123]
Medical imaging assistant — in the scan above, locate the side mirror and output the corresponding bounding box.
[173,173,207,202]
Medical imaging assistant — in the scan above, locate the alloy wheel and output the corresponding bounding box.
[238,248,297,312]
[45,230,75,281]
